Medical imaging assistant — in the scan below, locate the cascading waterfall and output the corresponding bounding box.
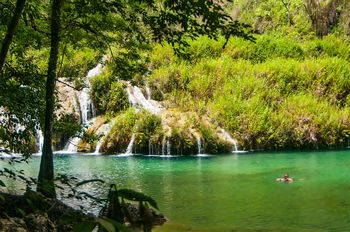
[148,140,152,155]
[125,83,163,154]
[63,64,102,153]
[126,85,162,114]
[125,133,135,154]
[94,140,103,154]
[79,64,101,124]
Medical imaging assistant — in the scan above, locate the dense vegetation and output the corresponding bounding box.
[86,0,350,152]
[148,35,350,150]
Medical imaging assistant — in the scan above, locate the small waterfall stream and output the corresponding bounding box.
[197,137,202,155]
[162,138,166,155]
[125,134,135,154]
[145,84,152,100]
[94,121,114,154]
[167,140,171,155]
[64,137,81,153]
[219,129,243,153]
[35,129,44,153]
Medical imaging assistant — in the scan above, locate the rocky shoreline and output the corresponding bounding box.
[0,190,93,232]
[0,189,166,232]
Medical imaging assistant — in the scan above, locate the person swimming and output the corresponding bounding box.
[276,173,293,182]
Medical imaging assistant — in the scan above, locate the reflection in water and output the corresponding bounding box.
[1,151,350,231]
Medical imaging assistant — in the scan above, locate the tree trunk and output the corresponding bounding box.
[304,0,340,37]
[37,0,62,198]
[0,0,26,72]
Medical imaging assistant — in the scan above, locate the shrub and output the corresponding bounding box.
[101,108,138,153]
[90,70,128,116]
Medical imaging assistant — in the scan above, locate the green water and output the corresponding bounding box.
[2,150,350,231]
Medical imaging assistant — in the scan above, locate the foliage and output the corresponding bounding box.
[148,33,350,150]
[101,108,137,153]
[227,0,348,36]
[59,45,101,80]
[134,110,163,152]
[52,112,82,150]
[0,61,45,156]
[90,71,129,116]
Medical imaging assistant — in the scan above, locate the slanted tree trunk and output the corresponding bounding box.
[0,0,26,72]
[37,0,62,198]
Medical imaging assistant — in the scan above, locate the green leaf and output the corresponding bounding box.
[16,208,26,217]
[72,221,96,232]
[0,179,5,187]
[0,193,5,202]
[118,189,159,210]
[76,179,105,187]
[96,218,116,232]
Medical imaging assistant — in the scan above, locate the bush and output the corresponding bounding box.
[52,113,82,150]
[90,70,129,116]
[101,108,138,153]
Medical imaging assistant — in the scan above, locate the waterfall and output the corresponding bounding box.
[79,64,101,124]
[126,85,162,114]
[94,139,103,154]
[35,129,44,153]
[197,137,202,155]
[79,87,94,124]
[64,137,80,153]
[219,129,242,153]
[87,64,102,78]
[94,122,113,154]
[125,133,135,154]
[62,64,102,152]
[125,84,163,155]
[233,140,238,152]
[148,140,152,155]
[167,140,171,155]
[162,138,166,155]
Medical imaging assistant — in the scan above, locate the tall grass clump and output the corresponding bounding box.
[224,35,304,62]
[134,111,163,154]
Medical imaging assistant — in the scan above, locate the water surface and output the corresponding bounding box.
[2,150,350,231]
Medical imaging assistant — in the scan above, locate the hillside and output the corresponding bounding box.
[50,0,350,153]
